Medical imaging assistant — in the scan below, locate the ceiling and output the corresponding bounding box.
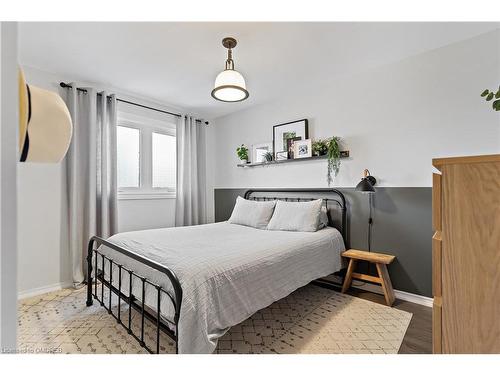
[19,22,499,119]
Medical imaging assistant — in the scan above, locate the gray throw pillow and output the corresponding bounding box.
[267,199,323,232]
[227,196,276,229]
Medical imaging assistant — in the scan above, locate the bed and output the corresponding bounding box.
[86,188,348,354]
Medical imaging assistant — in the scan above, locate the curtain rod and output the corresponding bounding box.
[59,82,209,125]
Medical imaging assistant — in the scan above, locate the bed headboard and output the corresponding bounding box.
[244,188,348,246]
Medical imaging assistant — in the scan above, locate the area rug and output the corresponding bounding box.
[18,284,412,354]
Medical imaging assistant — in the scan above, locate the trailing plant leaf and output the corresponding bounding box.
[481,86,500,112]
[494,99,500,111]
[326,136,341,187]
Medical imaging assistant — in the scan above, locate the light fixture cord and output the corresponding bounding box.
[226,48,234,70]
[367,193,373,275]
[368,193,373,252]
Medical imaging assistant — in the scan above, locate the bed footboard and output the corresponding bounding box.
[86,236,183,354]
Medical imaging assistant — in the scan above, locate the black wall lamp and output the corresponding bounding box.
[355,169,377,251]
[355,169,377,193]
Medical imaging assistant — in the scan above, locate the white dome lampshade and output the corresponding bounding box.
[211,37,249,102]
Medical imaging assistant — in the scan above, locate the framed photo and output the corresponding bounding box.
[252,143,272,163]
[286,136,302,159]
[275,151,288,161]
[273,119,308,157]
[294,139,312,159]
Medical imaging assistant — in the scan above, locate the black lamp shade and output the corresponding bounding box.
[355,175,376,193]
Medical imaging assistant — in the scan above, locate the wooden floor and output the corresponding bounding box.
[347,289,432,354]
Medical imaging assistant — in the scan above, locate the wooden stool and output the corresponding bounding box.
[341,249,396,306]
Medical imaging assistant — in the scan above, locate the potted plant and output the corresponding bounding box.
[236,144,249,163]
[480,86,500,111]
[326,136,341,186]
[312,139,328,156]
[263,151,273,163]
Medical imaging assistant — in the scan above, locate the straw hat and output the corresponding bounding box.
[19,68,73,163]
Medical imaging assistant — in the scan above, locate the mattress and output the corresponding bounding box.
[96,222,345,353]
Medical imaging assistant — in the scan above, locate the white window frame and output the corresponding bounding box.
[117,112,177,200]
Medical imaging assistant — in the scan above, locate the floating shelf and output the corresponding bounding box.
[237,151,350,168]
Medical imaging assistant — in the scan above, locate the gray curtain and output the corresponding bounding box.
[65,85,118,285]
[175,115,207,226]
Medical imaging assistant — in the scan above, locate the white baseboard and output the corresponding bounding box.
[393,289,433,307]
[321,275,433,307]
[352,282,433,307]
[18,282,73,300]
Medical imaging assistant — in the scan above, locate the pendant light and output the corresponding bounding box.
[211,37,249,102]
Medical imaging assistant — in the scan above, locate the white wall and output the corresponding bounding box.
[17,65,184,296]
[17,66,73,296]
[1,21,18,350]
[208,30,500,203]
[118,199,176,232]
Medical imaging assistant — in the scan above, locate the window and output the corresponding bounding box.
[152,132,176,189]
[117,126,140,188]
[117,116,176,199]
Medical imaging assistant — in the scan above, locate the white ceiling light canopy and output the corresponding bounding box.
[211,37,249,102]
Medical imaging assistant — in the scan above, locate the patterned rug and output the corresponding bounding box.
[18,284,412,354]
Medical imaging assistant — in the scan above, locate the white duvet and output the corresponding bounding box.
[96,222,345,353]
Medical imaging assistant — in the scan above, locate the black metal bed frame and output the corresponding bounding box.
[86,188,348,354]
[86,237,183,353]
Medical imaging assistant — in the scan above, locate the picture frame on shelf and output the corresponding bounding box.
[252,142,272,163]
[275,151,288,161]
[293,139,312,159]
[273,119,308,158]
[286,136,302,159]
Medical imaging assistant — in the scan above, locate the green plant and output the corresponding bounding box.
[326,137,341,186]
[236,144,249,161]
[263,151,273,162]
[480,86,500,111]
[312,139,328,156]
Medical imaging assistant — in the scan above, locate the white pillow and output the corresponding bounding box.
[267,199,323,232]
[228,196,276,229]
[319,206,329,229]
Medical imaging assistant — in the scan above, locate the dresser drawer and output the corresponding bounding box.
[432,173,442,231]
[432,231,442,298]
[433,297,442,354]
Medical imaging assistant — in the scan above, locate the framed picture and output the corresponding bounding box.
[293,139,312,159]
[273,119,308,157]
[252,143,272,163]
[286,136,302,159]
[275,151,288,161]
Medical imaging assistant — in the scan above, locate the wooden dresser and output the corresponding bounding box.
[432,154,500,353]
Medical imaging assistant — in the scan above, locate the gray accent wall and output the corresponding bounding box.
[214,187,432,297]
